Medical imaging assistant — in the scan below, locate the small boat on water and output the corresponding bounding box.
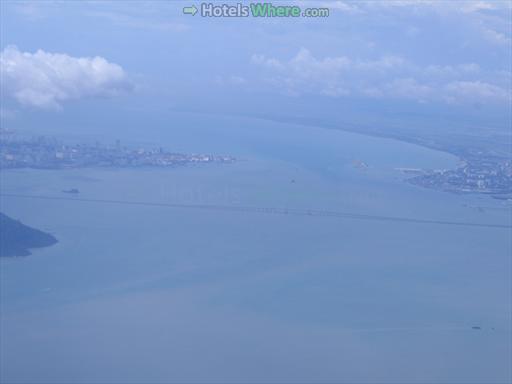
[62,188,80,194]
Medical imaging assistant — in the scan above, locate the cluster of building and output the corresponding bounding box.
[408,158,512,195]
[0,135,235,170]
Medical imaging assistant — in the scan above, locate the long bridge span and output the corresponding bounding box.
[1,193,510,229]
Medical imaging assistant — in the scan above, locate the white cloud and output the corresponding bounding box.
[460,1,496,13]
[0,46,132,110]
[251,54,285,71]
[325,1,360,13]
[251,48,510,105]
[444,81,511,104]
[13,1,47,21]
[253,48,353,96]
[482,28,512,45]
[355,56,407,71]
[359,0,504,12]
[423,63,480,78]
[368,78,433,101]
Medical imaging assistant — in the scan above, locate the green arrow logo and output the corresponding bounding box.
[183,5,198,16]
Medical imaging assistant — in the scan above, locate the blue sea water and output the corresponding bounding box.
[1,113,511,383]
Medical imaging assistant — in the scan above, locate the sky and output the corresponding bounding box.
[0,0,511,135]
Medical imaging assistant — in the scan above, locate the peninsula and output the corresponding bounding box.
[0,133,235,170]
[0,212,58,257]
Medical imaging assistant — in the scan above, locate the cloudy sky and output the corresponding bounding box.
[1,0,511,134]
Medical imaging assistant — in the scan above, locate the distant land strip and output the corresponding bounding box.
[1,193,511,229]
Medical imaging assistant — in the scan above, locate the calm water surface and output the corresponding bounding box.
[1,114,510,383]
